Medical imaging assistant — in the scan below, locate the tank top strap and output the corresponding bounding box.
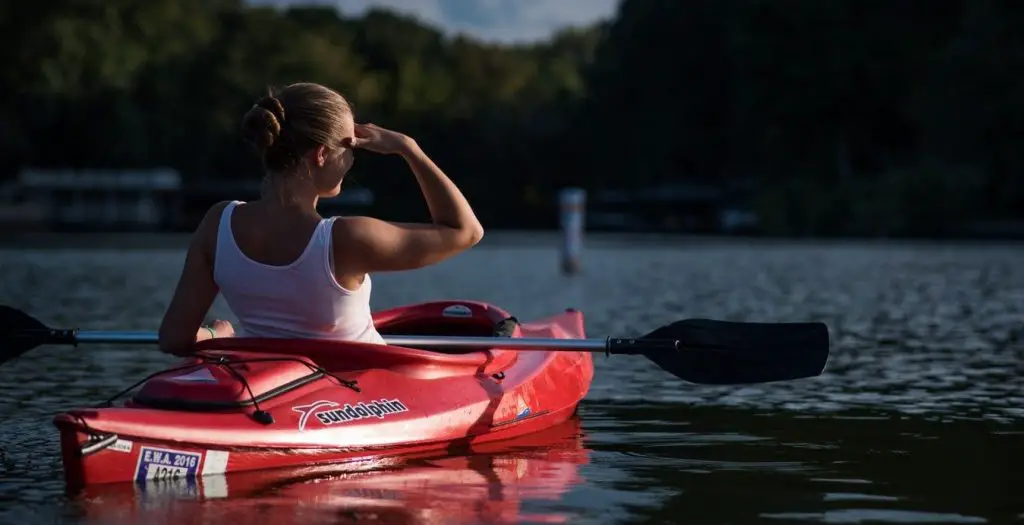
[214,201,244,278]
[216,201,243,241]
[317,216,342,288]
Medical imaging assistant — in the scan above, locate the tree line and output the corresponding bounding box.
[3,0,1022,236]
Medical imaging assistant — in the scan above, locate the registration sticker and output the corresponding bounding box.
[134,446,202,483]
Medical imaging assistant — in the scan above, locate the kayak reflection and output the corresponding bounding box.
[71,417,589,525]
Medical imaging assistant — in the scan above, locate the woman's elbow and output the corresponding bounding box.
[157,328,191,357]
[454,223,483,250]
[466,224,484,247]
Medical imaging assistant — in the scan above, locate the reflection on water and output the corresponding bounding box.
[0,235,1021,524]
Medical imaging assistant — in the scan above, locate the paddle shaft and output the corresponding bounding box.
[55,330,677,354]
[2,305,831,384]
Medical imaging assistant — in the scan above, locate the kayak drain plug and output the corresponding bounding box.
[253,410,274,425]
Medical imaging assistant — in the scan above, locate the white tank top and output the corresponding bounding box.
[212,201,386,344]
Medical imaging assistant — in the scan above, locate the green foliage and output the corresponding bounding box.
[1,0,1021,235]
[582,0,1021,235]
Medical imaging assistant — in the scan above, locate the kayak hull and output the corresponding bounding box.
[53,301,594,488]
[74,417,589,525]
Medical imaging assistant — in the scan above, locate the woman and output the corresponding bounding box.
[157,82,484,355]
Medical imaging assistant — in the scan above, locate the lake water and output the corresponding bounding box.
[0,233,1021,524]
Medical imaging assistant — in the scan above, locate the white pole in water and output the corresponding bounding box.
[559,187,586,275]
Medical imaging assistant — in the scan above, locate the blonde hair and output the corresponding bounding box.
[241,82,353,174]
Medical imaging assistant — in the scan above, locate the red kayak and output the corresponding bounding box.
[74,417,589,525]
[53,300,594,488]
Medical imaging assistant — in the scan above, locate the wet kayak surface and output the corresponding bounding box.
[1,234,1021,524]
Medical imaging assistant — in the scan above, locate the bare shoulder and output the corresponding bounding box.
[200,199,232,221]
[331,215,387,243]
[194,200,233,237]
[328,216,371,276]
[191,200,234,259]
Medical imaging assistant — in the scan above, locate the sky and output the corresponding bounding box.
[247,0,620,44]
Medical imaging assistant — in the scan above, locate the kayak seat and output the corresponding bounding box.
[371,300,521,354]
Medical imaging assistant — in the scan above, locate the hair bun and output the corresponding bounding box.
[241,95,287,152]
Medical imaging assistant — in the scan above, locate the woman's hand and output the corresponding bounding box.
[164,320,233,357]
[347,123,413,155]
[193,319,234,344]
[210,319,235,338]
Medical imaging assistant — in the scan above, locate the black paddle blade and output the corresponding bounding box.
[637,318,830,384]
[0,306,56,365]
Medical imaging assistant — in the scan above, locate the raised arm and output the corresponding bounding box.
[334,124,484,274]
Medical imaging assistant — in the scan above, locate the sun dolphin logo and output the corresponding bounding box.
[292,400,339,432]
[291,399,410,432]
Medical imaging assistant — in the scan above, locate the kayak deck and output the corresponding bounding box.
[53,300,594,487]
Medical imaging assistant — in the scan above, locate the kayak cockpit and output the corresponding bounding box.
[191,299,522,366]
[190,336,520,376]
[126,301,526,411]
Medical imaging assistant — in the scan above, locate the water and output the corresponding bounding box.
[0,234,1021,524]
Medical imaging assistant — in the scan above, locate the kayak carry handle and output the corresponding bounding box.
[79,434,120,457]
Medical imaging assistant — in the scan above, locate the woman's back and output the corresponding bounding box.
[212,200,385,344]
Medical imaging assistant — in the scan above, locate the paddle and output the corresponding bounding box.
[0,305,829,385]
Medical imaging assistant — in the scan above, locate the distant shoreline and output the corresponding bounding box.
[1,230,1021,251]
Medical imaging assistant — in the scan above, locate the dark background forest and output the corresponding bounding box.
[2,0,1022,237]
